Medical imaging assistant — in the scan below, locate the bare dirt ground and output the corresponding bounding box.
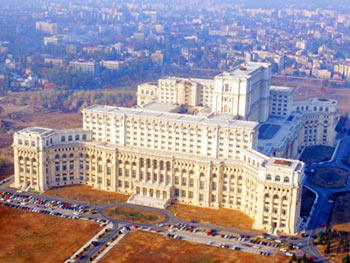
[272,76,350,114]
[0,102,82,179]
[331,193,350,232]
[0,206,100,263]
[43,185,130,204]
[100,230,288,263]
[168,203,256,232]
[104,206,165,224]
[316,193,350,262]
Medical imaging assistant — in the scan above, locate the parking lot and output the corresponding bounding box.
[135,223,302,259]
[1,191,91,221]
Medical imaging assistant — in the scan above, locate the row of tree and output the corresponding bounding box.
[315,227,350,254]
[10,89,136,113]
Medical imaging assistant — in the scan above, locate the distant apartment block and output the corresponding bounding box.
[35,21,58,35]
[69,60,98,76]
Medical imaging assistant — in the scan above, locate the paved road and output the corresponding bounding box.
[301,136,350,263]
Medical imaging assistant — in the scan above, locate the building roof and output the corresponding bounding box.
[215,62,270,80]
[83,105,259,130]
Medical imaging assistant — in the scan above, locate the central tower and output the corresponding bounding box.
[212,62,271,122]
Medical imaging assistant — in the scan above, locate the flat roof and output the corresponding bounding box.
[216,62,269,80]
[270,86,295,93]
[257,116,300,156]
[83,105,258,130]
[15,127,87,138]
[141,102,182,113]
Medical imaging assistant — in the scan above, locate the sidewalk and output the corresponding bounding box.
[92,231,128,262]
[64,223,113,263]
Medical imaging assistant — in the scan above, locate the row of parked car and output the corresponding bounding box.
[1,191,86,215]
[0,201,79,220]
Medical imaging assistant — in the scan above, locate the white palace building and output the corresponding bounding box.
[13,62,338,235]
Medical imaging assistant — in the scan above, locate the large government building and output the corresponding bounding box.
[13,62,338,235]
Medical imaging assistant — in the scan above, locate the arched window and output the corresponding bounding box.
[68,135,73,141]
[273,194,279,200]
[75,135,80,141]
[82,134,87,140]
[25,140,29,146]
[62,154,67,159]
[282,196,288,201]
[31,141,35,147]
[85,154,89,159]
[18,139,23,145]
[69,153,74,158]
[275,175,280,182]
[266,174,272,180]
[79,153,83,158]
[153,160,157,169]
[55,154,60,159]
[284,177,290,183]
[264,193,270,199]
[61,136,66,142]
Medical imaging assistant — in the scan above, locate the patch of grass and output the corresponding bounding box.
[43,185,130,204]
[0,206,100,263]
[300,145,334,164]
[100,230,289,263]
[312,166,348,189]
[168,203,256,232]
[105,206,165,224]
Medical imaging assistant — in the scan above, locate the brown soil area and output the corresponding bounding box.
[105,206,165,224]
[0,206,100,263]
[317,243,349,263]
[100,230,288,263]
[43,185,129,204]
[272,76,350,115]
[0,103,82,180]
[331,193,350,232]
[168,203,255,232]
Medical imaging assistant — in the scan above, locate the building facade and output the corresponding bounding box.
[14,105,304,235]
[13,62,339,236]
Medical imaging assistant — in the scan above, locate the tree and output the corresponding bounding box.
[324,240,331,254]
[343,255,350,263]
[316,232,323,245]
